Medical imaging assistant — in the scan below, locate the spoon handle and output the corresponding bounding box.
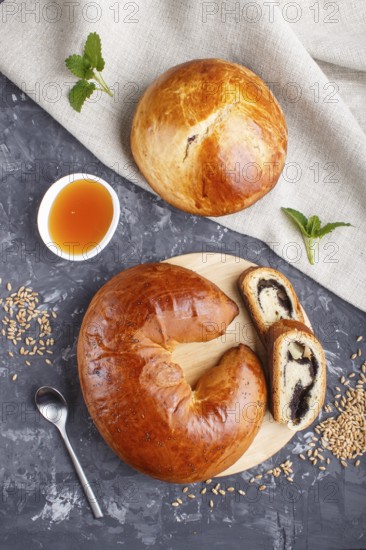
[61,429,103,519]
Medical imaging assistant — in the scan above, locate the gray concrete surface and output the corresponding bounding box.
[0,73,365,550]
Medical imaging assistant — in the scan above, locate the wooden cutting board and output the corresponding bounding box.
[163,252,309,476]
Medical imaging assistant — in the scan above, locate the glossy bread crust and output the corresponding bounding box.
[78,263,267,483]
[131,59,288,216]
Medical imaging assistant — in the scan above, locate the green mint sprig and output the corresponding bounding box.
[65,32,113,112]
[282,207,352,265]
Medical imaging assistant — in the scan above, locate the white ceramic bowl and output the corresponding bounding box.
[37,173,120,261]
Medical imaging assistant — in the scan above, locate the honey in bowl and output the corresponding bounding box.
[48,179,114,256]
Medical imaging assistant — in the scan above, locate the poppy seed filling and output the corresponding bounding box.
[257,279,293,318]
[287,344,319,424]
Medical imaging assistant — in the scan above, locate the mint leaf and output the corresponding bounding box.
[281,207,309,237]
[65,32,112,111]
[65,54,94,79]
[69,80,96,112]
[282,207,352,265]
[306,215,321,237]
[317,221,352,238]
[83,32,105,71]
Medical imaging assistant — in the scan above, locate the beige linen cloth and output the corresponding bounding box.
[0,0,365,310]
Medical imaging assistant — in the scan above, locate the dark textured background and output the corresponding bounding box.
[0,72,365,550]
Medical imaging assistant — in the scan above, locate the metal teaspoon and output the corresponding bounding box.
[35,386,103,519]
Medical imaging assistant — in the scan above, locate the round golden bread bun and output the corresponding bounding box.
[77,262,267,483]
[131,58,287,216]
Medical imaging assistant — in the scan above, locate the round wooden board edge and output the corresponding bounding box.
[162,252,309,477]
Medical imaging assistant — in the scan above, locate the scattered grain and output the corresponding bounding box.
[316,381,365,462]
[0,284,55,366]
